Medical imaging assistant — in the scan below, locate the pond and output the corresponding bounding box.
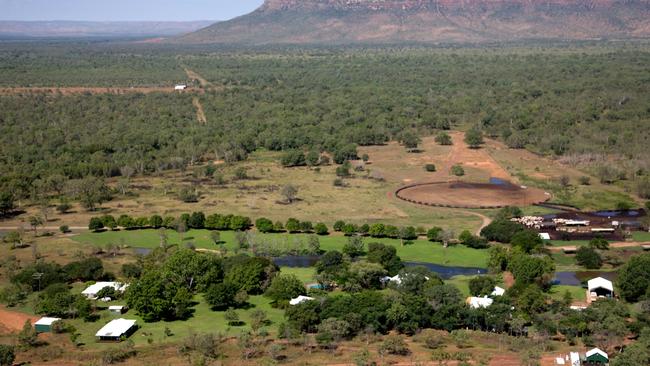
[552,271,617,286]
[593,210,640,218]
[271,256,488,280]
[134,247,152,256]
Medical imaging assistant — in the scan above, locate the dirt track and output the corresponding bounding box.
[0,306,36,333]
[0,86,195,95]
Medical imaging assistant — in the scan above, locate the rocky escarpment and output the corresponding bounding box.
[178,0,650,44]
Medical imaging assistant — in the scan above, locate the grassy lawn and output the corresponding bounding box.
[67,294,284,349]
[632,231,650,242]
[72,230,490,268]
[280,267,316,284]
[549,285,585,303]
[446,275,473,297]
[548,240,593,247]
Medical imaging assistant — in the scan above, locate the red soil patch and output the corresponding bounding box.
[397,181,549,209]
[0,306,37,333]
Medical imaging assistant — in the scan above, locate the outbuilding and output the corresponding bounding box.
[491,286,505,297]
[82,282,128,300]
[34,317,61,333]
[174,84,187,91]
[95,319,137,342]
[587,277,614,299]
[585,348,608,365]
[289,295,314,306]
[467,296,494,309]
[109,305,126,314]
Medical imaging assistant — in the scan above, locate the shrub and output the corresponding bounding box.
[0,345,15,366]
[427,227,443,241]
[333,220,346,232]
[59,225,70,234]
[280,150,306,167]
[380,335,410,355]
[469,276,496,296]
[88,217,104,231]
[333,178,345,187]
[579,176,591,185]
[435,132,453,145]
[314,223,329,235]
[425,164,436,172]
[451,164,465,177]
[101,342,136,365]
[589,237,609,250]
[178,187,199,203]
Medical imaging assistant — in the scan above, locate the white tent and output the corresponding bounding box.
[467,296,494,309]
[586,348,608,361]
[95,319,137,341]
[82,282,128,300]
[539,233,551,240]
[587,277,614,299]
[289,295,314,306]
[491,286,506,297]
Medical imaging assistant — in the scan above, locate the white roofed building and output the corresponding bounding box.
[587,277,614,300]
[174,84,187,91]
[491,286,506,297]
[467,296,494,309]
[82,282,128,300]
[95,319,137,341]
[289,295,314,306]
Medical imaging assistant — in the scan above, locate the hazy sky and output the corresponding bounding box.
[0,0,265,21]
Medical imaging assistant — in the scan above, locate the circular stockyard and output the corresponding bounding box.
[396,181,550,209]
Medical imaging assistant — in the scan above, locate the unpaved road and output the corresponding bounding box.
[0,86,190,95]
[548,241,648,252]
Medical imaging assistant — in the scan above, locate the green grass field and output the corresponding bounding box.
[72,229,490,268]
[66,294,284,349]
[549,285,585,303]
[632,231,650,242]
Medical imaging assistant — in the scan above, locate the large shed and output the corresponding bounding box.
[34,317,61,333]
[585,348,608,365]
[95,319,137,342]
[587,277,614,299]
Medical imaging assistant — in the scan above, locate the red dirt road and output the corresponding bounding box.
[0,306,37,333]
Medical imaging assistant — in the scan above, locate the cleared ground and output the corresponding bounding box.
[397,181,549,209]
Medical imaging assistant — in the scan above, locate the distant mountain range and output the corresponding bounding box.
[178,0,650,44]
[0,21,215,39]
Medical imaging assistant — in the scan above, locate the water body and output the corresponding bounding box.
[271,255,487,280]
[489,177,509,186]
[552,271,617,286]
[593,210,639,218]
[134,247,152,255]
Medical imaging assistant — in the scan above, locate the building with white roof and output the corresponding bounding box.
[539,233,551,240]
[174,84,187,91]
[569,352,581,366]
[289,295,314,306]
[587,277,614,299]
[467,296,494,309]
[585,348,608,364]
[95,319,137,341]
[109,305,126,314]
[34,317,61,333]
[82,282,128,300]
[491,286,505,297]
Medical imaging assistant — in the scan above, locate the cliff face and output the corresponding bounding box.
[179,0,650,44]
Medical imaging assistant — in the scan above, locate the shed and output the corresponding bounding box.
[95,319,137,342]
[174,84,187,91]
[585,348,608,364]
[109,305,126,314]
[82,282,128,300]
[34,317,61,333]
[587,277,614,299]
[289,295,314,306]
[569,352,581,366]
[539,233,551,240]
[467,296,493,309]
[491,286,505,297]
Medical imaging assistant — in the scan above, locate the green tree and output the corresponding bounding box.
[0,345,15,366]
[511,230,544,253]
[88,217,104,231]
[451,164,465,177]
[285,218,301,233]
[18,319,38,348]
[314,223,329,235]
[0,191,15,217]
[469,276,497,296]
[281,184,299,203]
[426,227,443,242]
[367,242,403,276]
[224,308,241,326]
[343,236,365,258]
[589,237,609,250]
[265,274,306,307]
[464,127,484,148]
[255,218,274,233]
[576,246,603,269]
[205,282,241,310]
[617,253,650,302]
[149,215,163,228]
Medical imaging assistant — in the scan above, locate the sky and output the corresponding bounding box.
[0,0,265,21]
